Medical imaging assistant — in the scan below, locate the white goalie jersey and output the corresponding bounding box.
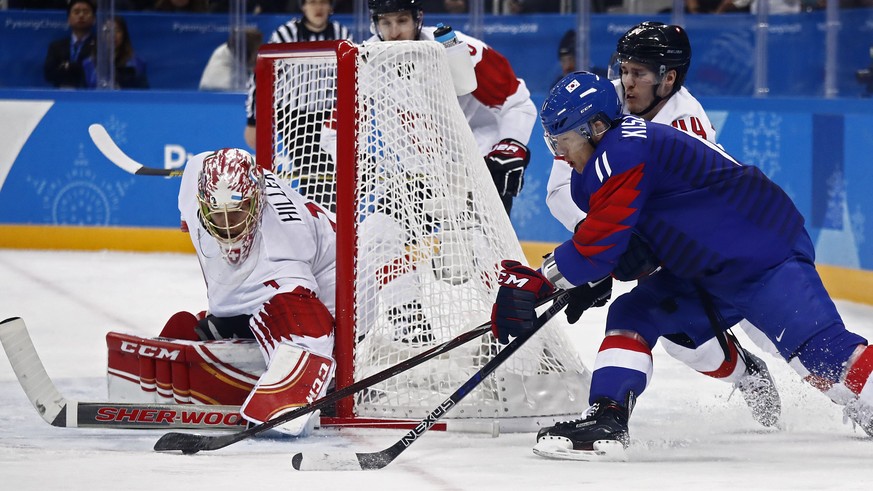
[178,151,337,318]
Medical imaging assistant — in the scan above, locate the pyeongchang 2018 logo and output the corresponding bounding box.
[27,143,131,226]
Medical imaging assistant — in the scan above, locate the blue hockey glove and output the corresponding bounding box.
[491,260,555,344]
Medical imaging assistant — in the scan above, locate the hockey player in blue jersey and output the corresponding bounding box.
[490,71,873,460]
[547,21,781,429]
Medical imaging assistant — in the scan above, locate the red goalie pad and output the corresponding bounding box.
[240,342,335,434]
[250,287,335,358]
[106,332,266,405]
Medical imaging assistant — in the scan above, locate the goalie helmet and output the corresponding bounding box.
[197,148,265,265]
[368,0,424,40]
[541,71,622,153]
[609,21,692,89]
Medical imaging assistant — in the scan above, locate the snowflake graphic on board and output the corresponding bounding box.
[27,142,133,225]
[740,112,782,178]
[100,114,130,147]
[820,169,865,248]
[852,205,866,247]
[824,170,847,230]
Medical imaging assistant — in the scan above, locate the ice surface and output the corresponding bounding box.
[2,249,873,489]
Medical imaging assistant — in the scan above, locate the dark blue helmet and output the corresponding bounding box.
[368,0,423,15]
[368,0,424,40]
[541,71,622,153]
[610,21,692,89]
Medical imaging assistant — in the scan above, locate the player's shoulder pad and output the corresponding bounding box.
[454,30,487,63]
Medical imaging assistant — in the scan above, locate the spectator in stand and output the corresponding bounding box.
[505,0,561,13]
[152,0,210,12]
[555,29,576,86]
[552,29,606,87]
[684,0,724,12]
[715,0,800,13]
[209,1,294,13]
[9,0,67,8]
[200,27,264,91]
[82,16,149,89]
[43,0,96,88]
[443,0,467,13]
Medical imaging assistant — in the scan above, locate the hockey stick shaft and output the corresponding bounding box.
[88,123,184,177]
[0,317,244,430]
[49,401,244,430]
[154,290,566,453]
[291,290,572,471]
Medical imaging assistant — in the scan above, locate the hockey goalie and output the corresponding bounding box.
[106,148,337,436]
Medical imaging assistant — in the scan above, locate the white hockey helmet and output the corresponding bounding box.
[197,148,265,264]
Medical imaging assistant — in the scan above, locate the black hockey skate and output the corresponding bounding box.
[533,397,630,461]
[734,349,781,427]
[387,302,435,346]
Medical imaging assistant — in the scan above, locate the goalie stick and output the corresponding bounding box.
[88,123,184,177]
[153,290,565,454]
[0,317,244,430]
[291,290,572,471]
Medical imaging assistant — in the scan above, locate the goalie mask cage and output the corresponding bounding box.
[255,40,590,432]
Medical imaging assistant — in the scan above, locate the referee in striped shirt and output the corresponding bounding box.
[244,0,352,207]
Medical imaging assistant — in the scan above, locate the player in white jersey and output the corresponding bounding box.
[547,24,716,231]
[162,148,338,436]
[322,0,537,216]
[317,0,537,345]
[545,22,781,428]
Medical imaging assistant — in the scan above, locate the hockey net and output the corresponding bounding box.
[255,40,589,431]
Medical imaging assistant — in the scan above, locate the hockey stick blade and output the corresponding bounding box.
[154,291,566,454]
[0,317,244,430]
[155,319,492,452]
[88,123,183,177]
[291,290,572,471]
[153,322,491,453]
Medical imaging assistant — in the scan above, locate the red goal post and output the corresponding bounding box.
[254,40,590,431]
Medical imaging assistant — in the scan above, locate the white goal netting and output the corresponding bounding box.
[257,40,589,431]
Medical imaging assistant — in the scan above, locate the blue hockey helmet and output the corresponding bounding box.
[541,71,622,154]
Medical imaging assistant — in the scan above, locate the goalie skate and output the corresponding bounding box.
[532,397,630,462]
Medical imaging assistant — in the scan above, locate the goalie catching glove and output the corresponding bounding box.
[490,260,613,344]
[485,139,530,197]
